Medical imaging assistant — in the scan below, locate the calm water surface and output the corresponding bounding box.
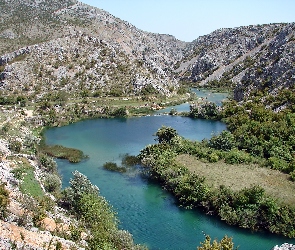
[158,89,228,114]
[45,96,295,250]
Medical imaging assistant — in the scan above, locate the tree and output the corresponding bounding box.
[197,235,236,250]
[61,170,99,210]
[209,131,236,151]
[155,126,178,144]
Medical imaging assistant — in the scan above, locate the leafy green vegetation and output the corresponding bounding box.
[40,144,86,163]
[220,88,295,178]
[189,102,220,119]
[103,162,127,173]
[59,171,147,249]
[197,235,236,250]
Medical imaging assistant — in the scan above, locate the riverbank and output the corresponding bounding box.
[0,97,155,249]
[138,127,295,238]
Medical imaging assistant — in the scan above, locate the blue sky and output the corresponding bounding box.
[80,0,295,42]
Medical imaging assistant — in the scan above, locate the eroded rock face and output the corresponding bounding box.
[0,0,188,97]
[178,23,287,82]
[236,23,295,101]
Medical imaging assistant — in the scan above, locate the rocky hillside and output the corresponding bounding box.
[176,22,295,105]
[1,0,294,103]
[0,0,188,99]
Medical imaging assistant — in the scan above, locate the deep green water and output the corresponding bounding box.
[45,93,295,250]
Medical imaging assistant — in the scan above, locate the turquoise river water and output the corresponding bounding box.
[45,91,295,250]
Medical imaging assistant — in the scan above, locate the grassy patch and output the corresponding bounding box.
[103,162,127,173]
[40,145,86,163]
[11,157,44,198]
[176,154,295,207]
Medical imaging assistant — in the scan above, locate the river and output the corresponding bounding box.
[45,91,295,250]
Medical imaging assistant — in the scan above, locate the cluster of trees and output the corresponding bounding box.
[138,126,295,238]
[59,171,147,249]
[188,85,295,180]
[221,98,295,179]
[189,102,220,119]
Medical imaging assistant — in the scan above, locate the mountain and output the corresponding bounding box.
[0,0,187,99]
[176,22,295,104]
[1,0,294,104]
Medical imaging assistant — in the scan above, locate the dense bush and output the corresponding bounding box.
[208,131,236,151]
[38,153,58,173]
[155,126,178,144]
[189,102,220,119]
[42,173,61,193]
[197,235,235,250]
[221,95,295,177]
[9,140,22,153]
[224,149,253,164]
[103,162,127,173]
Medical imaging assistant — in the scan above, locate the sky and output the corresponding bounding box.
[80,0,295,42]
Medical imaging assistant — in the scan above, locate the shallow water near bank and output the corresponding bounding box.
[158,88,228,114]
[45,114,295,250]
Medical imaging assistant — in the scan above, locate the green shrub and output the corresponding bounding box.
[42,173,61,193]
[0,183,9,219]
[209,131,236,151]
[121,154,140,166]
[9,140,22,153]
[155,126,178,144]
[197,235,235,250]
[207,152,219,162]
[103,162,126,173]
[290,171,295,182]
[266,157,289,172]
[225,149,252,164]
[38,154,58,173]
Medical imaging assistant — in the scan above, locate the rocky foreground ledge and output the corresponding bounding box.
[273,243,295,250]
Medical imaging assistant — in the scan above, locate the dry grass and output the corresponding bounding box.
[176,154,295,207]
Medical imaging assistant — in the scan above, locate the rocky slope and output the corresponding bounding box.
[176,22,295,105]
[1,0,294,103]
[0,0,187,98]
